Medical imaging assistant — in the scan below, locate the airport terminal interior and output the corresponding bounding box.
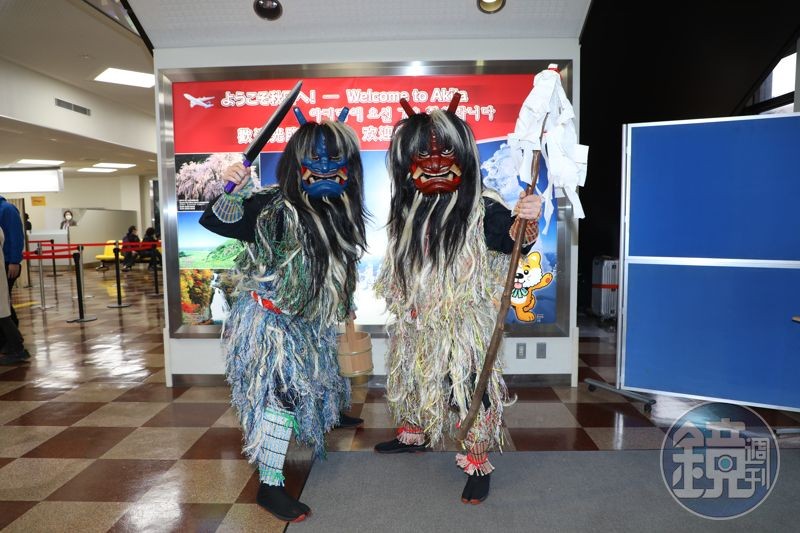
[0,1,799,532]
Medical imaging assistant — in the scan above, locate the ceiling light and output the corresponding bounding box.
[16,158,65,166]
[78,167,116,173]
[0,168,63,193]
[94,67,155,88]
[93,162,136,169]
[477,0,506,14]
[253,0,282,20]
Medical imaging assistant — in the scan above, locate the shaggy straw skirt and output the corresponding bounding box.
[222,292,350,462]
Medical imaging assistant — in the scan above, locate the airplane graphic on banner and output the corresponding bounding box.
[184,93,214,108]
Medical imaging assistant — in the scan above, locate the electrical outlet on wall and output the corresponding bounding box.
[536,342,547,359]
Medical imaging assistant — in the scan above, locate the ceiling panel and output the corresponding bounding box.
[0,117,158,179]
[0,0,154,115]
[0,0,590,183]
[127,0,591,48]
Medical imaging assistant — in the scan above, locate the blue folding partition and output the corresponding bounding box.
[620,113,800,411]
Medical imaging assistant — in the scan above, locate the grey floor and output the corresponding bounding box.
[290,450,800,533]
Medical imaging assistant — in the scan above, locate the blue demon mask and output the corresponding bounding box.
[296,107,350,198]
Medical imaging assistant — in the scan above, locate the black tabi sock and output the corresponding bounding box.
[461,473,491,504]
[256,483,310,521]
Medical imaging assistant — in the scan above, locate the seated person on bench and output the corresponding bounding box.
[121,226,139,272]
[140,227,162,270]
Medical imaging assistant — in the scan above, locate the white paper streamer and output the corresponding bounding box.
[505,66,589,234]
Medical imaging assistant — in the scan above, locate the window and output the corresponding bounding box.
[743,51,797,115]
[768,53,797,98]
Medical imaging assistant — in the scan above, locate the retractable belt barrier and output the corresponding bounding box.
[20,240,162,320]
[67,249,96,323]
[108,243,131,309]
[22,243,80,307]
[120,242,163,299]
[27,238,61,278]
[114,241,163,299]
[74,245,93,301]
[25,243,56,310]
[25,240,161,251]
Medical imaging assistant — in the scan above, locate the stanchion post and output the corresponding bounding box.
[148,243,161,298]
[108,243,130,309]
[47,238,60,278]
[67,251,97,323]
[23,233,32,288]
[153,262,159,295]
[73,245,93,300]
[33,243,54,310]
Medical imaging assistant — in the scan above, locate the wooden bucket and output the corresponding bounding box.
[338,319,373,378]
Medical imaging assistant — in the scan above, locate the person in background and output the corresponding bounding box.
[121,225,139,272]
[0,227,29,365]
[60,209,76,230]
[0,195,23,327]
[142,227,162,270]
[24,213,32,233]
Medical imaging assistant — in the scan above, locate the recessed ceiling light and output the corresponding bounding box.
[94,68,155,88]
[16,158,65,166]
[93,162,136,169]
[78,167,116,173]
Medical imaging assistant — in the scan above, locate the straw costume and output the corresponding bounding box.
[200,111,367,522]
[374,97,540,504]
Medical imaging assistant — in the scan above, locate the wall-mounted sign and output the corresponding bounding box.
[171,70,563,329]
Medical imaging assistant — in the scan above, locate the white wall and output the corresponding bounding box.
[70,210,138,255]
[119,176,142,229]
[156,37,581,383]
[0,58,155,153]
[11,174,152,234]
[140,178,155,232]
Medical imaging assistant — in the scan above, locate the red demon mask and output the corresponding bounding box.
[410,129,462,195]
[400,94,463,196]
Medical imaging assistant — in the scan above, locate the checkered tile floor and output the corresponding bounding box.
[1,268,799,531]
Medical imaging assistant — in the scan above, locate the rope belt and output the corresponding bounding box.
[251,291,282,314]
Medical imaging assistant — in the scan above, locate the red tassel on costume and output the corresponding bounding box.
[456,436,494,475]
[396,422,426,446]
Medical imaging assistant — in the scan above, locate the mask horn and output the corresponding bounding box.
[399,98,416,117]
[447,92,461,113]
[293,106,307,125]
[338,107,350,122]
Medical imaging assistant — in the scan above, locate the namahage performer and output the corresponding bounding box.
[374,96,542,504]
[200,108,368,522]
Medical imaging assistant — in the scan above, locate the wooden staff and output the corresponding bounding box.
[344,317,358,346]
[456,121,547,442]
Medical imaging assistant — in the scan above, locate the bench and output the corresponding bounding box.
[95,240,118,271]
[95,240,161,270]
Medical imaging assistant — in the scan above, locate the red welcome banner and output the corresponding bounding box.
[173,74,535,153]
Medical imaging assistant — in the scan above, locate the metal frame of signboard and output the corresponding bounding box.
[158,59,574,338]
